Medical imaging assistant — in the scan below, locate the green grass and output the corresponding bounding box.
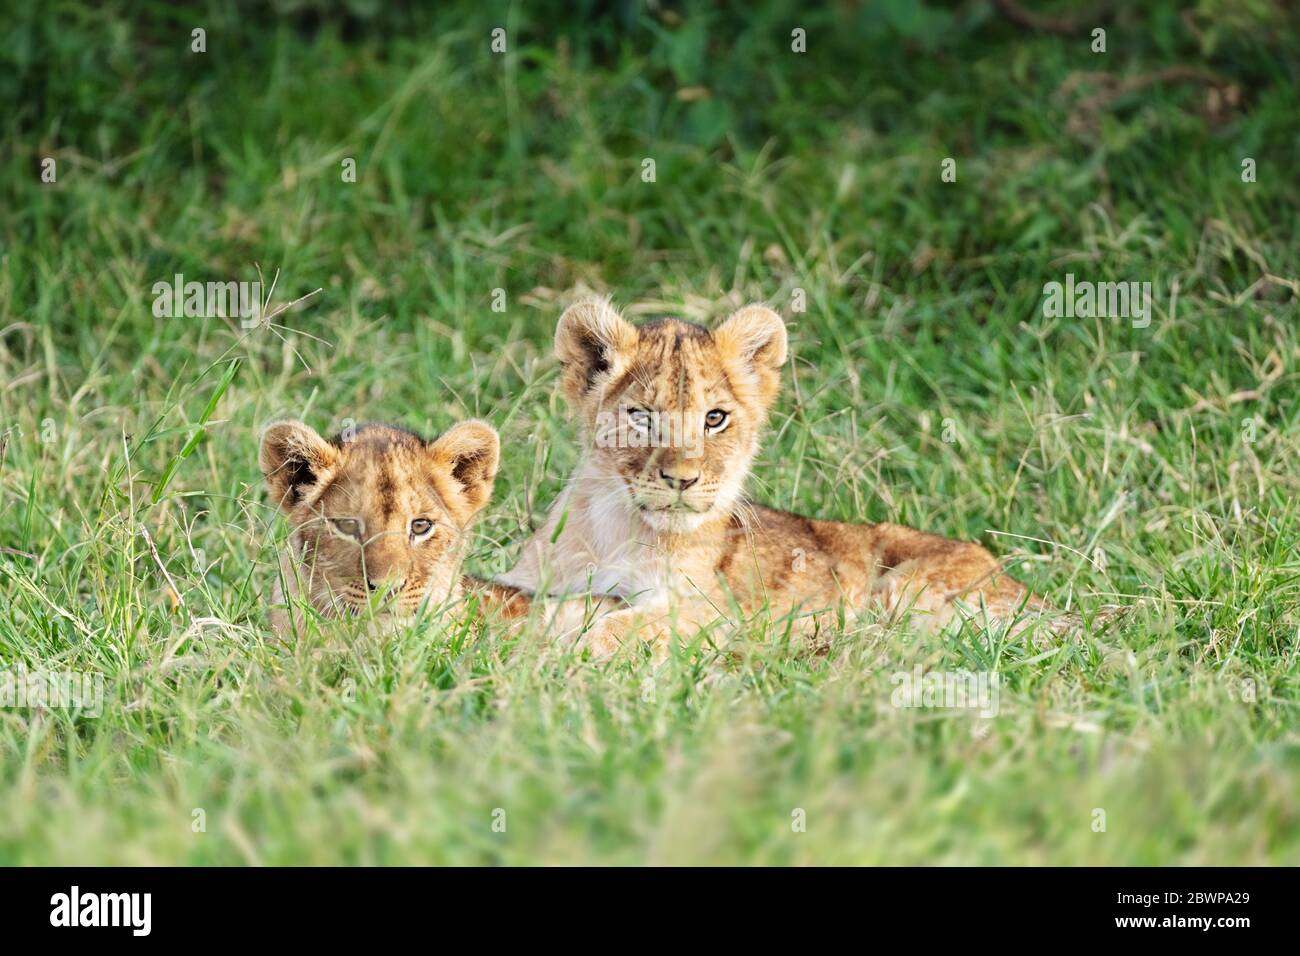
[1,0,1298,864]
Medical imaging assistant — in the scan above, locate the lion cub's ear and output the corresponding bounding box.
[428,420,500,519]
[713,305,788,407]
[260,420,338,511]
[554,298,639,403]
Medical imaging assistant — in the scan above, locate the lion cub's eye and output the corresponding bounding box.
[627,408,654,432]
[704,409,730,433]
[410,518,434,539]
[331,517,363,539]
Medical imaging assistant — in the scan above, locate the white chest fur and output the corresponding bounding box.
[499,465,679,605]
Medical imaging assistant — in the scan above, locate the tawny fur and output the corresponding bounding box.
[499,299,1052,660]
[260,419,613,640]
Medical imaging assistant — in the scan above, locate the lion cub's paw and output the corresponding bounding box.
[576,608,672,665]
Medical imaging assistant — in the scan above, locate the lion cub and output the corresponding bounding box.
[499,299,1053,658]
[260,419,530,634]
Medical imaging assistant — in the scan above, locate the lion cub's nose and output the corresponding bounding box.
[659,469,699,491]
[367,578,405,594]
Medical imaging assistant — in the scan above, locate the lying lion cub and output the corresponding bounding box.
[499,299,1055,659]
[260,419,536,634]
